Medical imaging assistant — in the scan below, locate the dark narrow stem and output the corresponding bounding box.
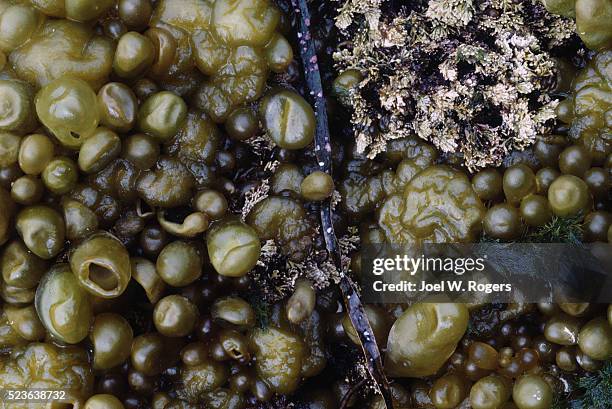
[339,378,367,409]
[289,1,394,408]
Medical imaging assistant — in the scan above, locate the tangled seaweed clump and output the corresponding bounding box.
[333,0,578,170]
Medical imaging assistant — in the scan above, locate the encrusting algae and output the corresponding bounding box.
[333,0,578,170]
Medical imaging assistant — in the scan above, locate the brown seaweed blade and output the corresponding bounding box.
[289,1,394,407]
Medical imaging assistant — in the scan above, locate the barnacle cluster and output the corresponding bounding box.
[333,0,577,170]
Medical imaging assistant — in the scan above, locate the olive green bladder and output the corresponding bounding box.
[10,175,44,205]
[249,326,305,394]
[84,394,126,409]
[119,0,153,31]
[470,374,512,409]
[35,77,100,149]
[0,4,43,53]
[207,218,261,278]
[211,296,256,329]
[578,316,612,360]
[69,232,131,298]
[259,89,315,150]
[156,240,202,287]
[548,174,592,217]
[153,294,198,337]
[18,133,54,175]
[285,278,316,324]
[138,91,187,142]
[300,171,335,201]
[42,156,79,194]
[512,374,553,409]
[157,210,209,238]
[97,82,138,133]
[131,332,166,376]
[264,33,293,73]
[1,239,47,289]
[0,132,21,168]
[35,263,93,344]
[91,313,134,370]
[0,79,37,134]
[122,133,160,170]
[332,69,363,102]
[385,303,469,377]
[4,304,45,341]
[130,257,165,303]
[16,205,65,259]
[114,31,156,79]
[78,127,122,174]
[194,189,228,220]
[62,198,99,241]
